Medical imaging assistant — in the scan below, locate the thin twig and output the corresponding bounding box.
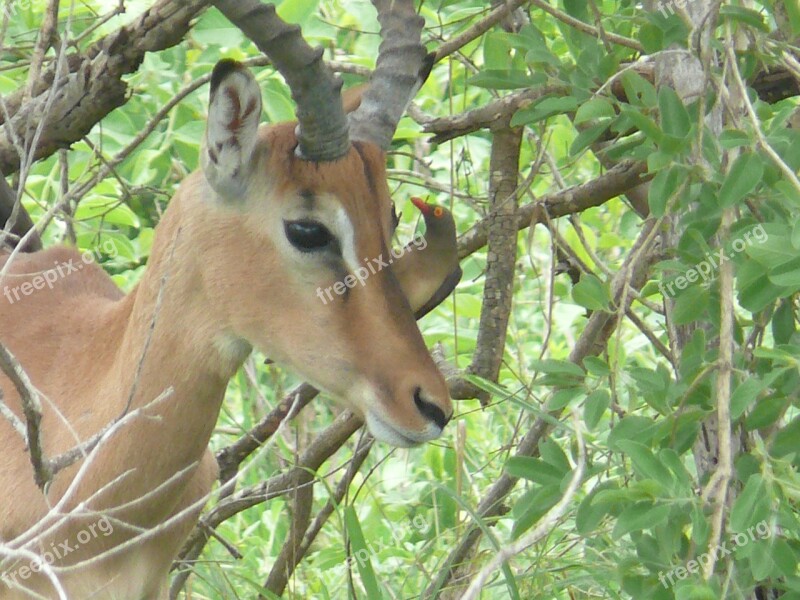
[0,341,49,488]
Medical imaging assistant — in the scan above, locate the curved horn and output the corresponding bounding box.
[348,0,432,150]
[213,0,350,161]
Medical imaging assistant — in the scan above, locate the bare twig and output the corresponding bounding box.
[433,0,530,61]
[0,341,48,489]
[24,0,60,105]
[529,0,643,51]
[0,387,25,438]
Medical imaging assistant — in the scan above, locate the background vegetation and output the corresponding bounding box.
[1,0,799,598]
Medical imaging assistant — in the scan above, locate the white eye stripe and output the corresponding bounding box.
[333,207,360,272]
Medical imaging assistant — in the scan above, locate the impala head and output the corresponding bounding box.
[193,1,450,447]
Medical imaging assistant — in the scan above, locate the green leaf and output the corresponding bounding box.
[344,507,384,600]
[658,87,691,138]
[570,121,612,156]
[776,179,800,208]
[620,106,662,143]
[74,197,141,228]
[505,457,565,485]
[511,484,562,538]
[276,0,321,25]
[768,256,800,288]
[675,584,718,600]
[745,396,785,430]
[772,415,800,457]
[463,374,512,400]
[738,262,790,313]
[620,72,657,107]
[612,502,671,539]
[785,0,800,34]
[511,96,578,126]
[719,129,752,149]
[574,98,615,124]
[576,482,618,534]
[749,540,777,580]
[262,78,296,123]
[530,359,585,379]
[772,300,796,344]
[730,475,766,533]
[719,5,770,32]
[671,285,709,325]
[719,152,763,207]
[771,538,798,577]
[745,226,795,267]
[468,69,541,90]
[547,387,584,410]
[616,440,673,488]
[524,48,562,69]
[648,165,682,216]
[609,416,661,450]
[539,438,571,473]
[583,389,610,430]
[638,22,663,53]
[483,32,511,69]
[572,274,611,311]
[629,367,667,393]
[658,448,693,493]
[583,357,610,377]
[730,378,764,420]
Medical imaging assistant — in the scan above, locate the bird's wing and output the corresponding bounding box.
[414,265,463,320]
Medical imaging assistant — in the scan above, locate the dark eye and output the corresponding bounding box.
[284,219,333,252]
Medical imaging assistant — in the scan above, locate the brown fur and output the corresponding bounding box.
[0,118,451,598]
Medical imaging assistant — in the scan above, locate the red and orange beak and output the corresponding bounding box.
[411,196,433,216]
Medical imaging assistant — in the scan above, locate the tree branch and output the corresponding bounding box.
[427,217,661,598]
[0,0,211,175]
[453,125,522,402]
[458,160,650,258]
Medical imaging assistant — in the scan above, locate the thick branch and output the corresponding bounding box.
[0,0,211,175]
[428,218,660,598]
[261,471,314,597]
[458,160,650,258]
[422,86,569,144]
[454,126,521,402]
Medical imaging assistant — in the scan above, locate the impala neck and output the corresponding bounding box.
[119,174,251,405]
[66,174,249,523]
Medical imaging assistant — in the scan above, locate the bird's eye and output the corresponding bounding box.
[284,220,333,252]
[434,207,444,218]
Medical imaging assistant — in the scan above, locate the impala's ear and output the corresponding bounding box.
[202,59,263,198]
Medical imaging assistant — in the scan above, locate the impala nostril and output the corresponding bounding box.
[413,387,449,430]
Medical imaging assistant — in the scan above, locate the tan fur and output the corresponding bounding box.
[0,119,451,598]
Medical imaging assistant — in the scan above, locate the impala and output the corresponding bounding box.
[0,1,455,597]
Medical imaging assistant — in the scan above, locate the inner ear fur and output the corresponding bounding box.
[202,59,263,198]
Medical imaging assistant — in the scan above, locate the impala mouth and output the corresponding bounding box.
[365,411,442,448]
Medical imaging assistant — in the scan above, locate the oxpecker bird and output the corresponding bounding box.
[394,197,462,319]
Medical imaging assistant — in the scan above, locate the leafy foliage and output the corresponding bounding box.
[3,0,800,598]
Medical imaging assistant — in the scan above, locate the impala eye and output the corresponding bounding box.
[284,219,333,252]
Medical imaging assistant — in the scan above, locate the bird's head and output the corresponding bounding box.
[410,197,457,240]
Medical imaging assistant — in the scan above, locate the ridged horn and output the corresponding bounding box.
[348,0,432,150]
[213,0,351,161]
